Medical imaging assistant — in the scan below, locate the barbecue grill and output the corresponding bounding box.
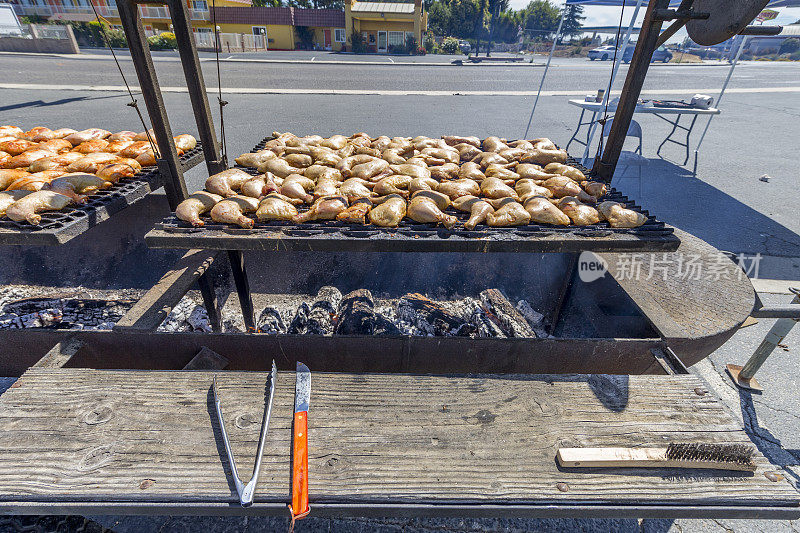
[0,145,204,245]
[146,139,679,253]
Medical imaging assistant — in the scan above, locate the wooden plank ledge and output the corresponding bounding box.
[0,369,796,518]
[114,249,218,332]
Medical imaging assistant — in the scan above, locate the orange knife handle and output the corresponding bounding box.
[291,410,309,519]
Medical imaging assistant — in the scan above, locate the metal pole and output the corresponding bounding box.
[117,0,188,209]
[523,6,566,138]
[692,35,749,173]
[581,0,645,165]
[168,0,226,174]
[741,291,799,380]
[593,0,670,182]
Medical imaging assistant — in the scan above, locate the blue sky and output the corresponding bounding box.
[505,3,800,43]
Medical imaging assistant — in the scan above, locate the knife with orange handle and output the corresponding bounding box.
[290,362,311,521]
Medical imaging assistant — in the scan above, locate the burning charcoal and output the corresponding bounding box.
[335,289,398,335]
[516,299,548,337]
[289,303,311,334]
[397,293,476,337]
[257,306,287,334]
[479,289,537,338]
[306,286,342,335]
[469,306,506,338]
[187,305,212,332]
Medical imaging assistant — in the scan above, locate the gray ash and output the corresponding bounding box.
[0,296,136,330]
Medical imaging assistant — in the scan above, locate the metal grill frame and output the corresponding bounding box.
[0,145,204,246]
[146,137,679,253]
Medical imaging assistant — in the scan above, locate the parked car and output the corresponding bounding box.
[458,40,471,53]
[622,45,673,63]
[588,45,617,61]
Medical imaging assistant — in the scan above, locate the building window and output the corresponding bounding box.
[192,0,208,10]
[334,28,345,42]
[406,31,414,42]
[387,31,404,47]
[194,27,212,34]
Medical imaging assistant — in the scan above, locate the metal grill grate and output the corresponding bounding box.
[145,138,679,253]
[0,145,204,246]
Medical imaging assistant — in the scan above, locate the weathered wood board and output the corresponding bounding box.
[0,369,796,517]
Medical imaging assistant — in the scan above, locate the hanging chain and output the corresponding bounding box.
[88,2,160,157]
[596,0,627,158]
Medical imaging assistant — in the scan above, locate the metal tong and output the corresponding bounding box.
[213,360,277,507]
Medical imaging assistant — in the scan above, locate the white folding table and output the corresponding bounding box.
[566,99,720,166]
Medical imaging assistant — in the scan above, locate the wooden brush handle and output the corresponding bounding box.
[291,410,309,518]
[557,447,756,472]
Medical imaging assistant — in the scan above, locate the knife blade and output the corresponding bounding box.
[291,361,311,519]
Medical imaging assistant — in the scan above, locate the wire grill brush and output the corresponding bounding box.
[557,443,756,472]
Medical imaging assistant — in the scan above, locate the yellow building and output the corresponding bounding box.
[346,0,426,53]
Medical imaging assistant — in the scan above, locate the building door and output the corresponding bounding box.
[324,29,331,48]
[252,26,267,50]
[377,30,387,53]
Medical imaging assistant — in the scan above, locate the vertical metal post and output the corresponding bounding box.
[117,0,188,209]
[593,0,670,183]
[168,0,226,173]
[523,7,565,139]
[228,251,255,332]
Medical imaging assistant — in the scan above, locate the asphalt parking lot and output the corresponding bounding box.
[0,52,799,532]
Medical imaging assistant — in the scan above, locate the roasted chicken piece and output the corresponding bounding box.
[0,190,32,217]
[472,151,509,169]
[453,195,494,230]
[481,177,520,201]
[508,140,534,150]
[0,151,10,166]
[405,157,429,168]
[443,135,481,148]
[175,191,223,226]
[46,173,111,203]
[486,199,531,227]
[0,139,38,156]
[581,181,607,198]
[408,195,457,229]
[28,152,84,173]
[413,137,446,150]
[66,153,119,174]
[339,178,375,202]
[542,176,596,203]
[524,196,570,226]
[1,169,30,190]
[374,175,411,197]
[336,154,375,177]
[437,178,480,200]
[310,147,342,167]
[371,135,392,151]
[1,149,56,169]
[411,189,450,211]
[235,149,276,169]
[355,146,381,158]
[482,136,508,153]
[241,173,280,199]
[597,201,646,228]
[519,148,568,166]
[389,163,431,180]
[116,141,153,158]
[0,126,23,137]
[73,139,110,154]
[313,177,340,198]
[65,128,111,146]
[484,164,520,182]
[174,134,197,152]
[18,127,55,142]
[421,147,460,165]
[210,195,259,228]
[351,158,390,181]
[368,194,407,227]
[293,195,348,223]
[36,139,72,154]
[105,141,134,155]
[6,190,73,225]
[453,143,482,161]
[136,150,158,167]
[204,168,253,197]
[408,176,439,194]
[458,161,486,181]
[305,165,342,182]
[107,131,137,141]
[498,147,528,162]
[96,163,137,183]
[516,163,558,181]
[280,174,315,204]
[284,153,314,168]
[532,138,558,151]
[258,157,299,178]
[556,197,601,226]
[515,179,552,202]
[544,163,585,182]
[6,173,59,192]
[336,197,372,224]
[382,148,407,164]
[320,134,348,150]
[429,163,460,181]
[256,193,299,222]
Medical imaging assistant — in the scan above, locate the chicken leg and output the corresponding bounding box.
[6,190,73,225]
[256,193,299,221]
[408,196,457,229]
[209,195,260,228]
[176,191,224,227]
[368,194,407,227]
[293,196,348,223]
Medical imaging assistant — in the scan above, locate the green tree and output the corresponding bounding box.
[429,0,482,39]
[779,37,800,54]
[520,0,559,42]
[561,4,585,40]
[252,0,281,6]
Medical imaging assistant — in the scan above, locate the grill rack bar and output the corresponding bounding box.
[146,137,678,253]
[0,145,204,246]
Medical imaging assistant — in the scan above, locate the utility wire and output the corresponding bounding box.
[211,0,228,164]
[595,0,627,159]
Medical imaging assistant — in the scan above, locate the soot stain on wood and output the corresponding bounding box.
[503,395,518,403]
[235,413,259,430]
[464,410,497,425]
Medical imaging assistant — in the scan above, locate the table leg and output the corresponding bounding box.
[227,250,255,332]
[565,109,588,153]
[655,113,698,166]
